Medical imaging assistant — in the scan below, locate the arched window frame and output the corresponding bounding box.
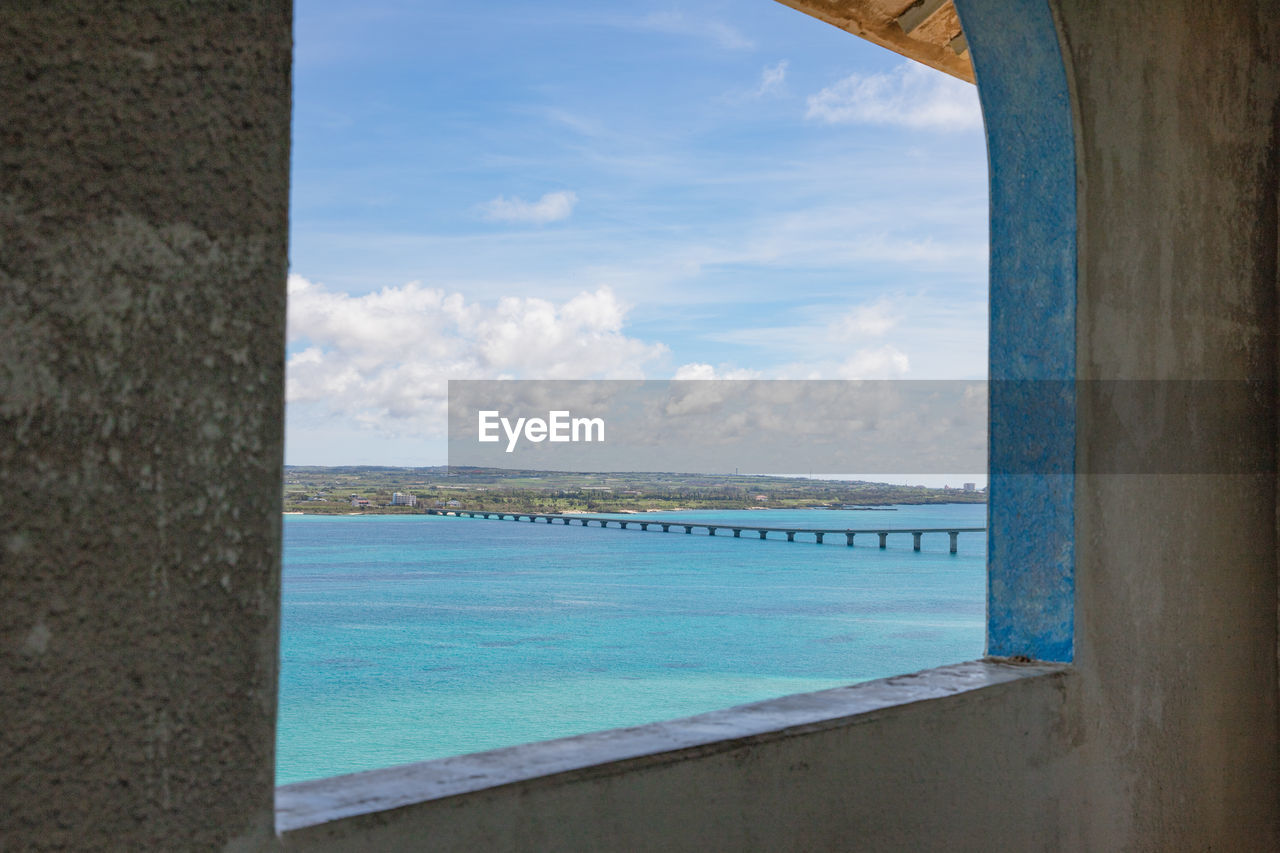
[275,0,1080,833]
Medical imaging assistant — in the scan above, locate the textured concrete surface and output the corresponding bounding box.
[960,0,1076,662]
[0,3,292,850]
[279,662,1080,851]
[1056,0,1280,847]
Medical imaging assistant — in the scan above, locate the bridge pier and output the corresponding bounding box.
[639,522,649,531]
[846,532,855,546]
[707,527,717,536]
[661,524,671,532]
[683,525,693,534]
[912,532,922,551]
[949,531,958,554]
[786,531,795,542]
[814,532,824,544]
[878,532,887,548]
[759,530,768,539]
[732,529,741,538]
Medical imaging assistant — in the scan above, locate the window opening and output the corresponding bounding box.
[279,0,995,786]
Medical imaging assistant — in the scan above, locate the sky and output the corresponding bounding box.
[286,0,990,473]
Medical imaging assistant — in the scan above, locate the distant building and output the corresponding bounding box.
[391,492,417,507]
[963,483,976,492]
[754,494,768,501]
[350,498,371,508]
[446,499,460,507]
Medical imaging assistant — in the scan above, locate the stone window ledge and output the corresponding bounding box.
[276,658,1068,836]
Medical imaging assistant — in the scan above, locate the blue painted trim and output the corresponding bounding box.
[954,0,1076,661]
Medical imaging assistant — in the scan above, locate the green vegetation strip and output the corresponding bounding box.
[283,467,986,515]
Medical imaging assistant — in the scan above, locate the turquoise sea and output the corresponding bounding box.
[277,504,986,785]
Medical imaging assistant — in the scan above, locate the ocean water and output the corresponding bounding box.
[277,504,986,785]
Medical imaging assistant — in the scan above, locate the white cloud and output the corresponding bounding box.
[835,345,911,379]
[832,300,898,338]
[756,60,788,96]
[481,190,578,225]
[806,62,982,131]
[286,275,666,431]
[673,362,763,380]
[628,11,754,50]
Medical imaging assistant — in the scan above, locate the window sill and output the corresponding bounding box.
[276,658,1068,838]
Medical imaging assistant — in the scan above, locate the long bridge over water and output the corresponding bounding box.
[425,509,985,554]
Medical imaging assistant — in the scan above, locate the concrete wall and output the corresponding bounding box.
[0,3,292,850]
[5,0,1280,850]
[1058,1,1280,846]
[280,664,1082,852]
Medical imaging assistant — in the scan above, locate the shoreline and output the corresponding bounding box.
[283,501,985,517]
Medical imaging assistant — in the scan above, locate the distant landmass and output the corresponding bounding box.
[282,466,986,514]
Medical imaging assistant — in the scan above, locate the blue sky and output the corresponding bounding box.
[286,0,989,467]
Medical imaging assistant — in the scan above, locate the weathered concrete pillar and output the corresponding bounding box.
[786,531,796,542]
[662,524,671,532]
[814,532,824,544]
[949,532,959,554]
[732,528,742,537]
[846,532,855,546]
[878,532,888,548]
[1,3,291,848]
[912,532,922,551]
[758,530,768,539]
[707,527,717,536]
[683,526,693,534]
